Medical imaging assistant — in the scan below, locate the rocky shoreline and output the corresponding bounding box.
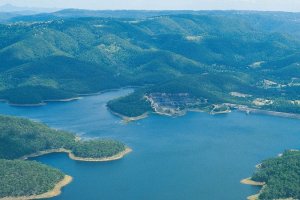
[21,147,132,162]
[240,177,265,200]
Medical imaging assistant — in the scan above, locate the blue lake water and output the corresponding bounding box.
[1,88,300,200]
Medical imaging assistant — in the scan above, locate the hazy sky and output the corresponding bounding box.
[1,0,300,12]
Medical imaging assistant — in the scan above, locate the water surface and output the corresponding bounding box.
[1,88,300,200]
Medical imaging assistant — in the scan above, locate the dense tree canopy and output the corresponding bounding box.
[0,159,65,198]
[72,140,125,158]
[0,114,128,198]
[0,12,299,115]
[0,115,126,160]
[251,150,300,200]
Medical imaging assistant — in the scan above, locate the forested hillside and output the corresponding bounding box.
[250,150,300,200]
[0,159,65,198]
[0,11,299,114]
[0,114,128,198]
[1,10,300,200]
[0,115,127,159]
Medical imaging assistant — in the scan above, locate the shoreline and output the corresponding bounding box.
[108,108,148,123]
[44,97,82,103]
[145,95,186,117]
[2,87,300,121]
[122,114,148,123]
[109,103,300,123]
[9,102,47,107]
[226,103,300,120]
[240,177,265,186]
[0,86,138,107]
[210,104,232,115]
[241,177,265,200]
[5,97,81,107]
[69,147,132,162]
[210,109,231,115]
[248,109,300,119]
[21,147,132,162]
[246,194,260,200]
[0,175,72,200]
[4,88,300,122]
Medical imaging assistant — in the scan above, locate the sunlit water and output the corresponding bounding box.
[1,88,300,200]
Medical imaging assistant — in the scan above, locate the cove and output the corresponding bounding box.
[0,88,300,200]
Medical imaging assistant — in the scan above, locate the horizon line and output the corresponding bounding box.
[1,3,300,13]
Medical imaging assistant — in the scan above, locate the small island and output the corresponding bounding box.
[242,150,300,200]
[0,115,131,199]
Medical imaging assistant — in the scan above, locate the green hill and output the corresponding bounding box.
[0,115,75,159]
[0,159,65,198]
[0,115,127,160]
[250,150,300,200]
[0,114,128,198]
[0,11,299,112]
[1,10,300,200]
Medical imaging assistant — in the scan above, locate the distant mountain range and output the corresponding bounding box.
[2,7,300,23]
[0,3,59,13]
[0,4,60,22]
[0,10,299,117]
[0,7,205,22]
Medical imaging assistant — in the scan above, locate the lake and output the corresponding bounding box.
[1,88,300,200]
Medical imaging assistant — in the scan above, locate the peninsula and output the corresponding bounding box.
[242,150,300,200]
[0,159,72,200]
[0,115,131,199]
